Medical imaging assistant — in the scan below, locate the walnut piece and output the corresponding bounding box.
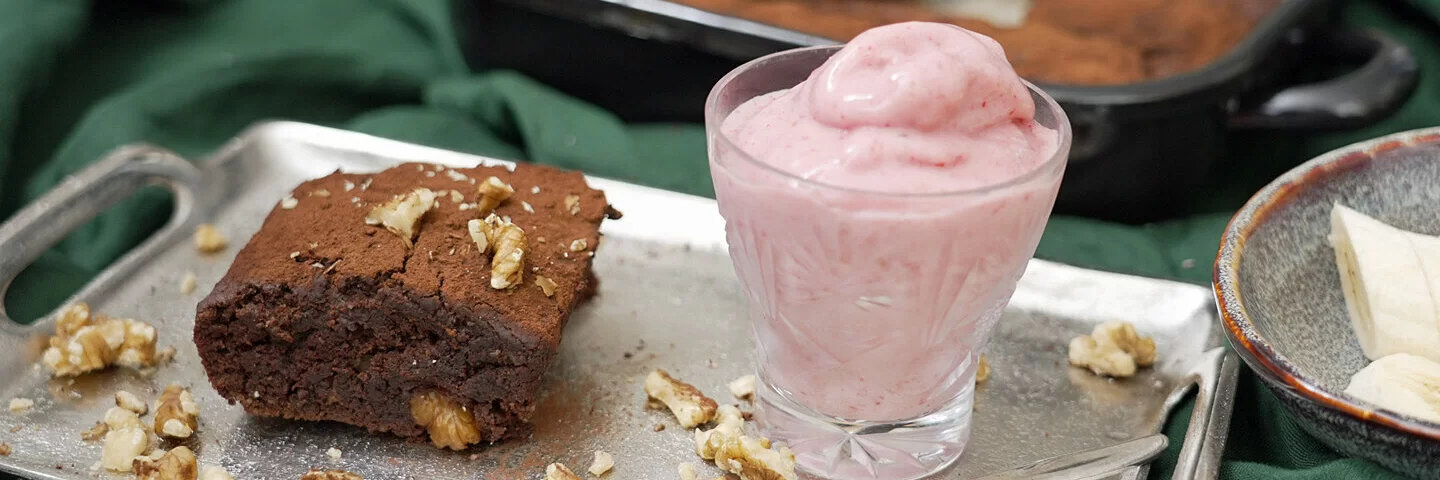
[1068,321,1158,378]
[564,195,581,215]
[7,398,33,414]
[410,391,482,450]
[535,276,558,297]
[728,375,756,400]
[81,421,109,442]
[300,469,363,480]
[101,422,150,472]
[105,406,142,430]
[679,462,699,480]
[645,369,718,429]
[475,176,515,214]
[40,304,161,377]
[1095,322,1158,367]
[0,443,9,457]
[467,218,490,255]
[199,465,235,480]
[153,384,199,439]
[193,224,227,253]
[180,271,197,295]
[544,463,582,480]
[365,188,437,249]
[714,435,799,480]
[116,390,147,414]
[977,356,991,383]
[569,238,588,252]
[695,404,744,460]
[589,450,615,475]
[280,195,299,209]
[487,216,527,290]
[133,445,197,480]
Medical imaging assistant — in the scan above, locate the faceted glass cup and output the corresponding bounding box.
[705,45,1071,479]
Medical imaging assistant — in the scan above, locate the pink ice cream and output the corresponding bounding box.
[709,22,1067,422]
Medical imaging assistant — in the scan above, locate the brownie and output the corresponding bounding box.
[194,162,618,447]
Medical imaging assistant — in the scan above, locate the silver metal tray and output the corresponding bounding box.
[0,122,1237,479]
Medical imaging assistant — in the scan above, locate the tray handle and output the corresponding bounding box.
[1170,348,1242,480]
[1228,29,1418,130]
[0,145,200,332]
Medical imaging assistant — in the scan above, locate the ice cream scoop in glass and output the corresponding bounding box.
[706,22,1071,479]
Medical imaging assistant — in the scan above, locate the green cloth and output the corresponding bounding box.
[0,0,1435,478]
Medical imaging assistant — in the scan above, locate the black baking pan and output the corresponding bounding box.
[452,0,1419,223]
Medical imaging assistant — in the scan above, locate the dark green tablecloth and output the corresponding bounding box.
[1,0,1436,478]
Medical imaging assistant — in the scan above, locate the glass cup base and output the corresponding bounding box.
[755,376,974,480]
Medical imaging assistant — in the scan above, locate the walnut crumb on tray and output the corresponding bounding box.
[1067,321,1157,378]
[645,369,718,428]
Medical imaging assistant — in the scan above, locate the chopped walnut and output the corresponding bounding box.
[466,219,489,255]
[977,356,991,383]
[280,195,299,209]
[8,398,33,414]
[101,422,150,472]
[487,217,527,290]
[300,469,363,480]
[1068,321,1158,378]
[55,303,90,338]
[728,375,756,400]
[410,391,482,450]
[714,436,799,480]
[589,450,615,475]
[343,180,355,192]
[544,463,582,480]
[449,190,464,204]
[645,369,718,429]
[115,390,147,415]
[312,188,331,198]
[199,464,235,480]
[568,239,588,252]
[180,271,197,295]
[0,443,9,456]
[82,421,109,442]
[564,195,581,215]
[695,404,744,460]
[41,304,161,377]
[133,445,197,480]
[105,406,142,430]
[1095,321,1158,367]
[365,188,437,249]
[475,176,515,214]
[678,462,699,480]
[153,384,199,439]
[536,276,558,297]
[193,224,227,253]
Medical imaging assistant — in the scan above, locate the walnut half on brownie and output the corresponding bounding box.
[194,162,619,449]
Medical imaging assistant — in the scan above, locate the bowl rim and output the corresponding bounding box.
[1214,126,1440,441]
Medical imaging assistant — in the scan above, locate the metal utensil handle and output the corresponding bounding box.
[1170,347,1234,480]
[0,145,199,331]
[972,433,1168,480]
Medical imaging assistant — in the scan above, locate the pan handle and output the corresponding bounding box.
[1229,29,1418,130]
[0,145,200,333]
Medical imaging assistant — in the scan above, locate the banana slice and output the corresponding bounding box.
[1330,203,1440,363]
[1345,353,1440,423]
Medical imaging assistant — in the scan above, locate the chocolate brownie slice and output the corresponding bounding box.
[194,162,618,448]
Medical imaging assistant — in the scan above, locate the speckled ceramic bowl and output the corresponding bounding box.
[1215,127,1440,479]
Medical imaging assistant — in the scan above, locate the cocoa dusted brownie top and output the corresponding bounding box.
[204,162,618,348]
